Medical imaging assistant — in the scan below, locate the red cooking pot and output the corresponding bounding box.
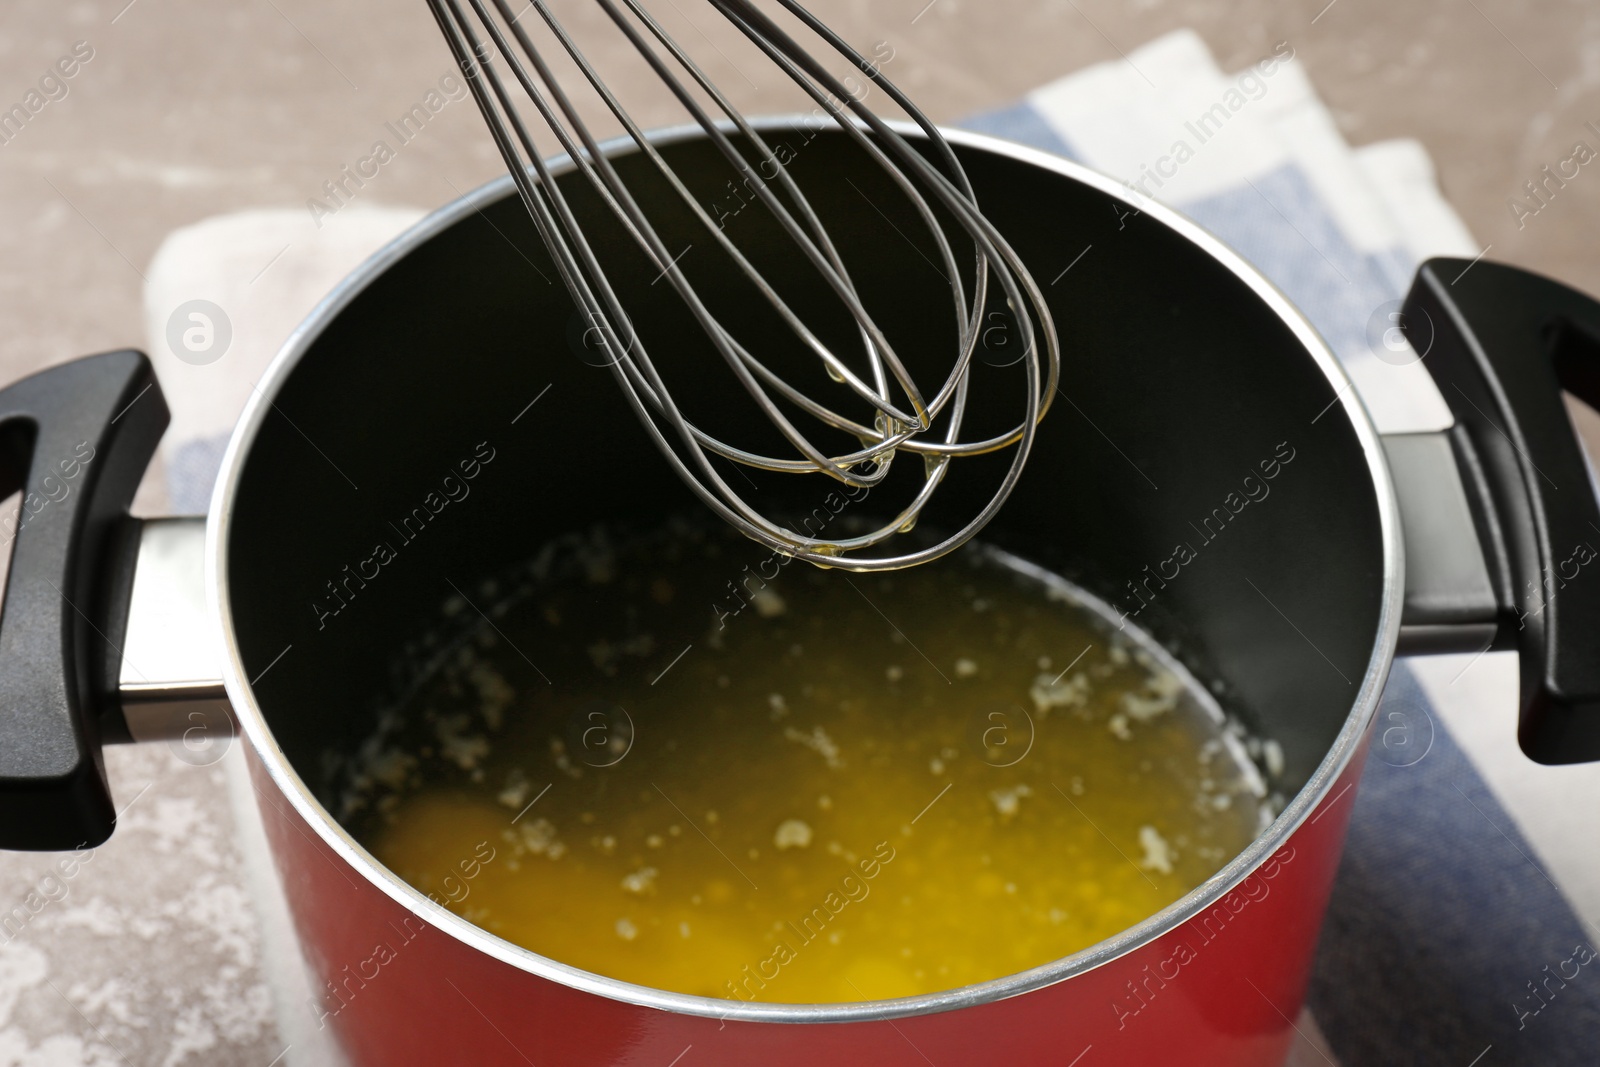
[3,121,1599,1066]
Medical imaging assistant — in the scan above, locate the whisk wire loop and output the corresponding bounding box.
[425,0,1061,569]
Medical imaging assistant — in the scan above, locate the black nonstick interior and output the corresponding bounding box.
[226,126,1385,813]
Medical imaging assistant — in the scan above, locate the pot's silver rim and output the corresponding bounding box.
[207,118,1403,1024]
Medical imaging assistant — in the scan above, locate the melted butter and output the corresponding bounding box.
[351,526,1268,1003]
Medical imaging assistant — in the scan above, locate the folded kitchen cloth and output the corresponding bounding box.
[129,27,1600,1067]
[961,28,1600,1067]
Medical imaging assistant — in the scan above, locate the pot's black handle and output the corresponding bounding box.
[1405,259,1600,764]
[0,351,168,850]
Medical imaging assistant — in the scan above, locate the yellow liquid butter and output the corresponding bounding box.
[345,525,1271,1003]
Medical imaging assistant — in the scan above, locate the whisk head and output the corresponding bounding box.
[426,0,1059,571]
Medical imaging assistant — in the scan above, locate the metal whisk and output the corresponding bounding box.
[426,0,1059,570]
